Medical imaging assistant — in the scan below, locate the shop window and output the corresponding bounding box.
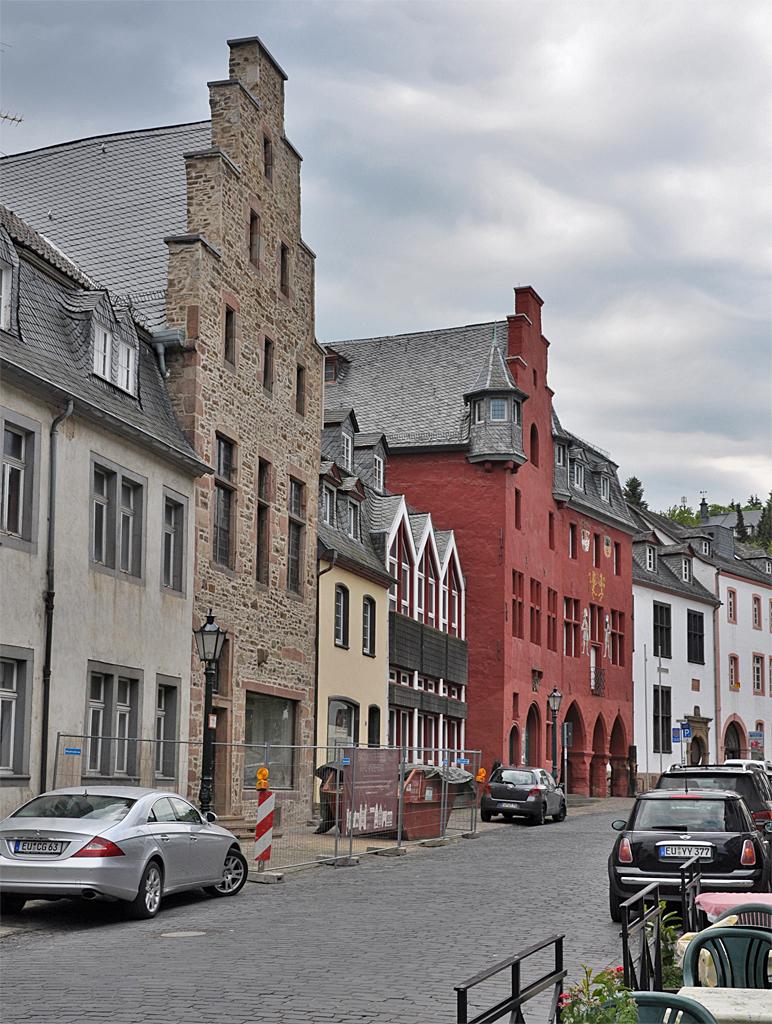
[244,692,296,790]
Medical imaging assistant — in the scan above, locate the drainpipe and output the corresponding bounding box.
[713,567,722,763]
[311,548,337,816]
[40,399,74,793]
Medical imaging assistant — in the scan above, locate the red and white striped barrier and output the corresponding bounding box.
[254,789,274,863]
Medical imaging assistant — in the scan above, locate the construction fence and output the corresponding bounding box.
[52,735,482,872]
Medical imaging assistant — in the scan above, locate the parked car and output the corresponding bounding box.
[655,764,772,831]
[0,787,248,919]
[723,759,772,781]
[608,789,772,922]
[480,766,567,825]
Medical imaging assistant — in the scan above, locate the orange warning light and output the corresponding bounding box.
[256,766,270,790]
[476,768,486,783]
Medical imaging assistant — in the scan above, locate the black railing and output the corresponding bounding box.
[621,883,662,991]
[680,854,704,933]
[455,934,566,1024]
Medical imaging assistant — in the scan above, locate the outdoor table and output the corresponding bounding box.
[696,893,772,923]
[678,986,772,1023]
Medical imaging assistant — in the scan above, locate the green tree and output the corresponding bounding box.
[754,491,772,551]
[747,494,762,509]
[735,504,748,542]
[707,503,730,516]
[663,503,699,526]
[623,476,647,509]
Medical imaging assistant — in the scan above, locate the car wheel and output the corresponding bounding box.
[531,803,546,826]
[552,801,567,823]
[0,893,26,916]
[609,889,622,923]
[125,860,163,920]
[480,808,492,823]
[204,848,248,898]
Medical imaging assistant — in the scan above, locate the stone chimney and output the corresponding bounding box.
[699,495,709,523]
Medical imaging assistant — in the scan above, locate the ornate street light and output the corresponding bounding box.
[547,685,563,782]
[193,608,227,813]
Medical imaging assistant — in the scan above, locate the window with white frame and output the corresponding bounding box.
[416,556,425,618]
[490,398,507,421]
[752,595,761,628]
[600,476,610,502]
[388,540,398,611]
[373,455,384,492]
[341,433,353,471]
[727,589,736,622]
[728,655,739,689]
[93,326,112,379]
[427,560,436,626]
[117,339,137,393]
[682,557,692,583]
[362,596,376,656]
[570,461,584,489]
[334,584,349,647]
[347,501,360,540]
[702,540,711,556]
[0,659,17,770]
[114,677,132,773]
[0,261,11,331]
[473,400,484,424]
[512,401,521,426]
[87,674,106,773]
[400,539,411,615]
[555,444,565,467]
[753,655,763,693]
[646,545,657,572]
[322,486,335,526]
[2,426,26,537]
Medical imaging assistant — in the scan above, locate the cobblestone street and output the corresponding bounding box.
[2,800,632,1023]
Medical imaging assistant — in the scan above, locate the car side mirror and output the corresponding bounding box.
[611,819,627,831]
[205,811,218,824]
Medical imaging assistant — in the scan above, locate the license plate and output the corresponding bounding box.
[497,802,518,809]
[13,840,64,855]
[659,845,712,860]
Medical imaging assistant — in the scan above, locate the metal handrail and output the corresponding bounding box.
[621,883,663,991]
[679,854,703,933]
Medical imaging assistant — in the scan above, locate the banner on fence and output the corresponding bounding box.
[341,747,400,836]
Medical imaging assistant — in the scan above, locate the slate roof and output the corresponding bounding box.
[0,121,211,328]
[631,542,719,605]
[317,521,393,587]
[465,342,522,397]
[0,207,207,476]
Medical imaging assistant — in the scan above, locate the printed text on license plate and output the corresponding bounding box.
[660,845,712,859]
[14,840,64,854]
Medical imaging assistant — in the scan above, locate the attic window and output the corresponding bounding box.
[701,539,711,556]
[646,545,657,572]
[473,400,484,424]
[0,261,11,331]
[682,557,692,583]
[570,461,584,489]
[490,399,507,421]
[117,339,137,394]
[600,476,610,502]
[93,326,112,379]
[513,401,521,426]
[766,561,771,574]
[342,433,353,472]
[324,360,337,383]
[555,445,565,467]
[373,454,384,492]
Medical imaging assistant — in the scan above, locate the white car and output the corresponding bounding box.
[0,787,248,919]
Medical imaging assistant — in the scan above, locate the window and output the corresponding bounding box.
[490,399,507,421]
[416,556,425,619]
[368,706,381,747]
[280,244,290,297]
[91,459,144,579]
[363,596,376,656]
[373,454,384,492]
[653,602,672,659]
[263,134,273,181]
[613,542,621,576]
[154,681,179,779]
[0,660,17,771]
[287,478,304,594]
[593,533,601,568]
[334,584,349,647]
[0,260,11,331]
[347,501,360,540]
[262,338,275,394]
[93,326,112,379]
[687,610,705,665]
[473,400,484,424]
[727,588,736,622]
[2,426,25,538]
[224,307,236,364]
[529,578,542,645]
[256,460,271,585]
[426,559,436,626]
[87,675,105,773]
[564,597,580,657]
[571,461,584,489]
[114,677,132,774]
[512,571,525,639]
[610,609,625,666]
[324,359,336,383]
[530,424,539,467]
[753,655,763,693]
[548,512,555,550]
[93,324,137,396]
[514,488,522,530]
[512,401,521,426]
[701,539,711,556]
[653,685,672,753]
[388,540,398,612]
[600,476,610,502]
[321,485,335,527]
[752,595,761,629]
[162,493,185,592]
[295,365,306,415]
[546,589,558,652]
[328,699,358,749]
[85,667,139,776]
[249,211,261,266]
[244,692,297,790]
[555,444,565,467]
[569,523,577,559]
[117,340,136,393]
[1,410,39,551]
[401,539,411,616]
[0,649,30,777]
[213,438,235,568]
[342,433,353,471]
[728,655,739,690]
[682,557,692,583]
[646,545,657,572]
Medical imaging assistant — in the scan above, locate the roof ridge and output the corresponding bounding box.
[1,121,211,162]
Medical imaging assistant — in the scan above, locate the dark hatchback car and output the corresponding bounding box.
[656,764,772,831]
[480,766,567,826]
[608,790,772,921]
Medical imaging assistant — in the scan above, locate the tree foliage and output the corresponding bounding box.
[752,491,772,551]
[623,476,647,509]
[662,503,700,526]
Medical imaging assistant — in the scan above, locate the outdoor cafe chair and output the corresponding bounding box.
[681,925,772,989]
[604,991,719,1023]
[713,902,772,930]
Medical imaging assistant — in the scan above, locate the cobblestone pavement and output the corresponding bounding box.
[1,799,633,1023]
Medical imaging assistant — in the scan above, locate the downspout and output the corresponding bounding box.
[40,398,74,792]
[311,548,337,813]
[713,567,722,763]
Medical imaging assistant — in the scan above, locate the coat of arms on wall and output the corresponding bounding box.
[581,528,591,552]
[589,570,606,601]
[603,535,612,558]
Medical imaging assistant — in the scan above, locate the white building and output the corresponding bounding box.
[0,206,209,816]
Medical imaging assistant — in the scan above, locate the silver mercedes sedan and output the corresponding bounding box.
[0,787,248,919]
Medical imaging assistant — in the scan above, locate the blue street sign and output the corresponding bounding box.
[443,759,448,765]
[341,757,351,765]
[672,727,681,744]
[681,725,692,740]
[456,758,469,764]
[64,748,82,756]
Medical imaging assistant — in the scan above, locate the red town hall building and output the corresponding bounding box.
[325,286,636,795]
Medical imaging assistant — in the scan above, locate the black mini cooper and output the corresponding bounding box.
[608,789,772,921]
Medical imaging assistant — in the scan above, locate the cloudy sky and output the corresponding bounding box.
[2,0,770,512]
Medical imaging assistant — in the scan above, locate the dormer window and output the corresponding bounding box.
[555,445,565,467]
[322,486,335,526]
[600,476,610,502]
[0,261,11,331]
[373,454,384,492]
[473,400,484,424]
[94,326,112,379]
[324,359,337,383]
[490,399,507,421]
[342,433,353,472]
[347,501,360,540]
[570,461,584,489]
[765,561,771,574]
[682,557,692,583]
[646,545,657,572]
[701,540,711,556]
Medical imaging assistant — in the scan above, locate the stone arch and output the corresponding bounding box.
[524,703,541,766]
[609,715,628,796]
[690,734,706,765]
[723,716,747,760]
[590,714,609,797]
[509,724,519,766]
[563,701,588,794]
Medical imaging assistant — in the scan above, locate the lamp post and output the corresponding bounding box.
[193,608,227,814]
[547,685,563,782]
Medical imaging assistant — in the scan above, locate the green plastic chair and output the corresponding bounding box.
[714,901,772,929]
[682,925,772,988]
[604,992,719,1023]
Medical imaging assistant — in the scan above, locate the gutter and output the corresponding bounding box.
[40,398,74,792]
[311,548,337,815]
[713,568,722,762]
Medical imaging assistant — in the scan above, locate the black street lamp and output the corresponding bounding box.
[547,685,563,782]
[193,608,227,814]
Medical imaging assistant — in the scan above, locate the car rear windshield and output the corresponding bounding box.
[657,773,763,810]
[12,794,136,821]
[634,797,744,833]
[493,770,536,786]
